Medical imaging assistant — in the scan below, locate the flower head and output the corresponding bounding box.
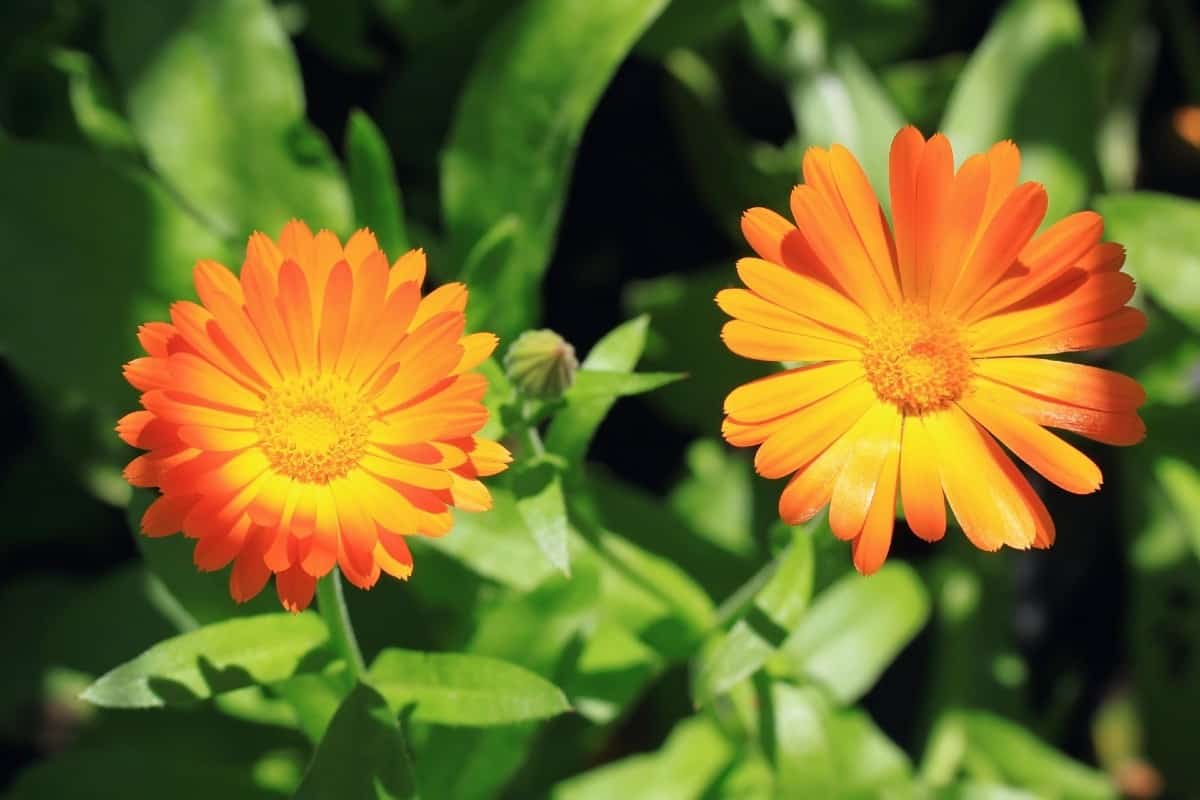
[119,221,511,611]
[719,127,1146,574]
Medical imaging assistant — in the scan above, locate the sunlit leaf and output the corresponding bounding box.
[369,648,572,726]
[104,0,351,237]
[441,0,670,337]
[941,0,1099,223]
[295,682,418,800]
[769,563,930,704]
[514,458,572,575]
[550,716,733,799]
[82,612,330,708]
[694,526,814,705]
[1095,192,1200,332]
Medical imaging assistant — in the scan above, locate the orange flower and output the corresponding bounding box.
[719,127,1146,574]
[119,221,511,611]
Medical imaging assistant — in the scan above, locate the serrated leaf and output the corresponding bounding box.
[694,527,814,705]
[104,0,351,236]
[770,563,930,704]
[941,0,1099,222]
[295,682,418,800]
[368,648,572,726]
[346,109,408,257]
[82,613,330,708]
[1095,192,1200,332]
[441,0,669,337]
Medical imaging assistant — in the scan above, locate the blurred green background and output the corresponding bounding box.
[2,0,1199,797]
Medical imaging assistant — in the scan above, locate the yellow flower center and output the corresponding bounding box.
[256,374,372,483]
[861,304,971,416]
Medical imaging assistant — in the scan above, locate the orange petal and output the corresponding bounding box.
[194,259,243,307]
[388,249,427,292]
[137,322,177,357]
[329,476,383,574]
[193,514,252,572]
[170,301,268,391]
[829,143,902,303]
[167,352,264,412]
[141,493,196,537]
[372,313,467,410]
[923,406,1035,551]
[741,207,795,264]
[715,289,863,345]
[960,394,1102,494]
[721,320,862,363]
[455,332,499,374]
[241,258,299,377]
[899,416,946,542]
[229,526,272,603]
[303,486,340,577]
[318,261,353,370]
[375,531,414,579]
[450,475,492,512]
[277,260,317,372]
[970,273,1137,352]
[851,445,899,575]
[753,381,875,479]
[790,184,890,312]
[972,358,1144,412]
[279,220,316,270]
[276,565,316,612]
[735,257,870,338]
[141,390,256,430]
[1078,241,1126,273]
[344,228,379,269]
[360,453,453,490]
[830,402,902,541]
[974,306,1146,357]
[123,357,171,392]
[334,251,389,374]
[980,140,1022,227]
[927,154,990,307]
[889,126,925,297]
[344,281,422,387]
[411,283,468,331]
[970,378,1145,446]
[176,426,259,452]
[912,133,954,301]
[246,231,284,276]
[203,290,282,386]
[724,361,864,422]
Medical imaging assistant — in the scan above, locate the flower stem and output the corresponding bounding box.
[520,400,546,458]
[316,570,366,679]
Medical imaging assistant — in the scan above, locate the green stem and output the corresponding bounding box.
[317,571,366,679]
[519,400,546,458]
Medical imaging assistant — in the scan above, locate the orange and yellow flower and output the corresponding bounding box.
[719,127,1146,574]
[118,221,511,611]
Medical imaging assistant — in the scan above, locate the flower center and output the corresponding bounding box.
[861,304,971,416]
[256,374,372,483]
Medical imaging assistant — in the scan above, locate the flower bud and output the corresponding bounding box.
[504,329,578,399]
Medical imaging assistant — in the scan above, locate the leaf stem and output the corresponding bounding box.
[317,571,366,679]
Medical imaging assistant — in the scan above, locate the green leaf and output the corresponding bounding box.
[104,0,351,237]
[0,139,227,417]
[441,0,670,338]
[295,682,418,800]
[424,487,559,590]
[941,0,1099,223]
[773,683,914,798]
[368,648,571,726]
[48,48,139,156]
[669,440,757,558]
[694,527,814,705]
[927,711,1116,799]
[562,620,662,724]
[551,716,733,800]
[545,316,650,463]
[569,369,685,399]
[770,562,930,704]
[1095,192,1200,331]
[513,459,572,575]
[346,109,408,257]
[82,612,330,708]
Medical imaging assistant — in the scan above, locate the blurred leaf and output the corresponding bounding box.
[562,620,662,724]
[941,0,1099,223]
[669,439,757,558]
[551,716,733,800]
[128,490,280,626]
[773,683,913,797]
[637,0,741,55]
[625,269,775,432]
[441,0,669,338]
[545,316,649,463]
[104,0,351,237]
[414,722,538,800]
[0,139,227,417]
[47,48,139,156]
[82,613,330,708]
[1096,23,1157,192]
[294,0,379,70]
[368,648,571,726]
[770,562,930,704]
[346,108,408,257]
[926,711,1116,799]
[272,671,347,743]
[882,54,966,133]
[1095,192,1200,332]
[514,458,572,575]
[807,0,929,65]
[294,682,417,800]
[661,50,798,241]
[694,527,814,705]
[794,45,905,202]
[425,486,559,590]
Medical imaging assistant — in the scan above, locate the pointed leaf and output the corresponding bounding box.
[295,682,418,800]
[82,612,330,708]
[368,648,572,726]
[513,458,571,575]
[346,109,408,257]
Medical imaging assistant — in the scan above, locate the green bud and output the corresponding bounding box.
[504,329,579,399]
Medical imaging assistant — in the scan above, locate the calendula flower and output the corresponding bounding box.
[719,127,1146,574]
[119,221,511,611]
